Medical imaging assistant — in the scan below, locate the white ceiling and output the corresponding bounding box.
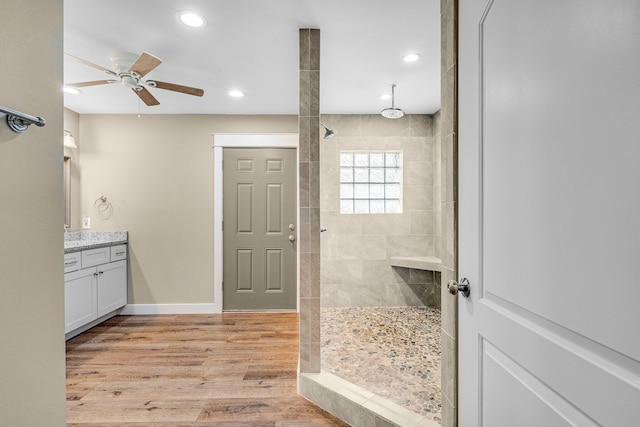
[64,0,441,115]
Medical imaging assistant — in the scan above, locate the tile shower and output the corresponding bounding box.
[319,114,444,423]
[299,7,459,422]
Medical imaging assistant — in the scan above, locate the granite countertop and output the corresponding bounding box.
[64,230,128,254]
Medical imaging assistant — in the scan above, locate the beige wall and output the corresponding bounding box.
[76,114,297,304]
[0,0,66,424]
[319,114,437,307]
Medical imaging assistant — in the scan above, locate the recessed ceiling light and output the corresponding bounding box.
[402,53,421,63]
[228,90,245,98]
[380,94,391,100]
[63,86,82,95]
[176,11,206,28]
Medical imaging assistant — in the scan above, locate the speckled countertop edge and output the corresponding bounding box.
[64,231,128,254]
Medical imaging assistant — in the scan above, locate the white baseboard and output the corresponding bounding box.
[120,303,222,315]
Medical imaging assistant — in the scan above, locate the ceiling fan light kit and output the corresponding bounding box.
[64,51,204,106]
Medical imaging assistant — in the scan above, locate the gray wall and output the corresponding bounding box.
[0,0,67,424]
[319,114,438,307]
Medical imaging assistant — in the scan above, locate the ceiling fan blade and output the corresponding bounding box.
[133,87,160,106]
[153,81,204,97]
[64,53,117,76]
[129,52,162,77]
[66,80,118,88]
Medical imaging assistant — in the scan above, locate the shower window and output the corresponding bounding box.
[339,151,403,214]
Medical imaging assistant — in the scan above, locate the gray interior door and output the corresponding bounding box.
[223,148,297,310]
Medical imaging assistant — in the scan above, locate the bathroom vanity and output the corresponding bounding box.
[64,231,128,339]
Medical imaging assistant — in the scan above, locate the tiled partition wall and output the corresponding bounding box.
[298,28,321,374]
[440,0,459,425]
[299,6,459,421]
[319,114,438,308]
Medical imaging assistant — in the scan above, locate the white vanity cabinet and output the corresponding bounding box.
[64,244,127,337]
[97,259,127,317]
[64,267,98,333]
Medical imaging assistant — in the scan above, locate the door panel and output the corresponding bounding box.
[223,148,297,310]
[266,249,283,292]
[266,184,283,233]
[236,184,253,233]
[482,340,596,427]
[236,249,254,292]
[459,0,640,425]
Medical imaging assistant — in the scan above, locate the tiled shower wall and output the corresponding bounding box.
[319,114,439,308]
[298,28,321,374]
[440,0,459,425]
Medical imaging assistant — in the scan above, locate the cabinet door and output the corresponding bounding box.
[97,260,127,317]
[64,268,98,333]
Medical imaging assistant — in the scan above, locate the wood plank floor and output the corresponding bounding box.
[66,313,349,426]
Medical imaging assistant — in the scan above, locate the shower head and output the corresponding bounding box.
[381,84,405,119]
[321,123,337,139]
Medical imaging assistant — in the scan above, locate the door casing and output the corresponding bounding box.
[212,133,299,312]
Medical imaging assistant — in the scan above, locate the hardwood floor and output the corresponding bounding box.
[66,313,348,426]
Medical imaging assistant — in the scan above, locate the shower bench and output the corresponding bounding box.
[390,255,441,271]
[389,256,442,309]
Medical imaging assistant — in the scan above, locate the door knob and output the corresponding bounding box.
[289,224,295,231]
[447,278,470,298]
[288,235,296,242]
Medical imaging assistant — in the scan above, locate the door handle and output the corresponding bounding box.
[447,278,470,298]
[288,235,296,242]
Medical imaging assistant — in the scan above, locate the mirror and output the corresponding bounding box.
[64,156,71,228]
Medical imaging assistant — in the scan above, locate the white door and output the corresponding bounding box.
[458,1,640,425]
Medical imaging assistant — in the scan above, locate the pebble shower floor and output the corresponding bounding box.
[321,306,442,423]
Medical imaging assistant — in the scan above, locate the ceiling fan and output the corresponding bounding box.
[64,51,204,106]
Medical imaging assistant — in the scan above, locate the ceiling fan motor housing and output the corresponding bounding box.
[110,51,139,74]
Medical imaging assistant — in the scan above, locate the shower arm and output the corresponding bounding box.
[391,84,396,108]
